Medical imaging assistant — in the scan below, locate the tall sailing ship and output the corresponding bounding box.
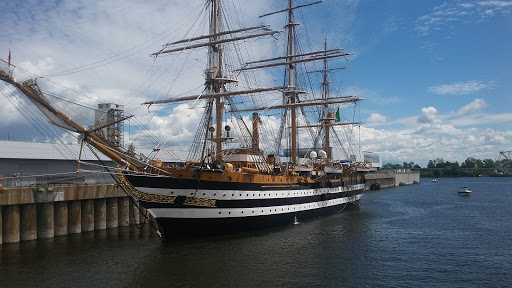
[0,0,366,238]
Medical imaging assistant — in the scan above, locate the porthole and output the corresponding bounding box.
[218,212,221,214]
[229,212,231,214]
[214,193,216,196]
[203,193,206,196]
[252,211,255,213]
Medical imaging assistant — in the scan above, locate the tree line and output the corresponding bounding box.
[381,157,506,178]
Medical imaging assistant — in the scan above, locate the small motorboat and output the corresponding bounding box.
[457,186,472,195]
[431,179,437,182]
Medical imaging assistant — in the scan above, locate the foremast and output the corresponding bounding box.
[145,0,283,167]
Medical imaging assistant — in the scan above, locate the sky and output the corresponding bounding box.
[0,0,511,167]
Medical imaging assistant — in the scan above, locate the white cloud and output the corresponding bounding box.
[456,98,488,115]
[359,122,511,165]
[366,113,388,124]
[416,1,512,36]
[0,86,24,127]
[428,81,491,95]
[417,107,438,124]
[358,101,512,164]
[478,1,512,8]
[458,3,475,8]
[1,0,511,167]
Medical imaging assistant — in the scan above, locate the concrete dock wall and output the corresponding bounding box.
[394,171,420,186]
[365,172,395,190]
[0,184,146,244]
[364,171,420,190]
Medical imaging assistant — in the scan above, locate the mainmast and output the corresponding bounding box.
[287,0,298,164]
[210,0,224,161]
[257,0,335,165]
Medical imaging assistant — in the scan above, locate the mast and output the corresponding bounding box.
[322,38,330,158]
[287,0,298,164]
[212,0,223,161]
[257,0,345,166]
[147,0,282,165]
[252,113,259,150]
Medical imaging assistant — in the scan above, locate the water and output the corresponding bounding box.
[1,177,511,287]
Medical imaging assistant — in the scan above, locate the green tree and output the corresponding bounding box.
[483,159,495,168]
[463,157,476,168]
[435,159,446,168]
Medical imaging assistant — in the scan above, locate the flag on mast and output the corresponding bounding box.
[334,106,340,122]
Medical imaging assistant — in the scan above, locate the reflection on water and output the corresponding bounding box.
[1,177,511,287]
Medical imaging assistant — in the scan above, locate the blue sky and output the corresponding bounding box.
[0,0,511,166]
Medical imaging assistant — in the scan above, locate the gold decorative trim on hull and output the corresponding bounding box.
[184,197,217,207]
[116,169,176,204]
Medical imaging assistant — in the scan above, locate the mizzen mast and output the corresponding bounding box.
[256,0,352,166]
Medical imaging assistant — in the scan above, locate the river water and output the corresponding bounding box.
[1,177,511,287]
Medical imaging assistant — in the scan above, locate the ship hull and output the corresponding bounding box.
[121,173,364,238]
[153,198,361,237]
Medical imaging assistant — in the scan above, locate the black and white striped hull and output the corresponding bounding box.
[124,174,364,238]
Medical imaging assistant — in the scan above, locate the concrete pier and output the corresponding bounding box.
[2,205,20,244]
[81,199,95,232]
[130,201,140,226]
[20,204,37,241]
[94,199,106,230]
[0,184,146,244]
[0,184,145,244]
[0,206,2,245]
[106,198,118,229]
[37,202,54,239]
[68,200,81,234]
[54,202,68,236]
[118,197,129,227]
